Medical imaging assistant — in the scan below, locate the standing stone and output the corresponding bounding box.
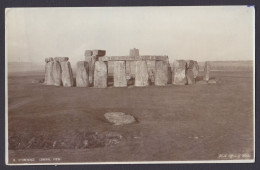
[155,61,168,86]
[130,61,137,78]
[186,60,196,85]
[52,60,62,86]
[135,61,149,87]
[125,61,131,78]
[186,69,195,85]
[186,60,199,79]
[147,60,156,83]
[167,63,172,84]
[76,61,89,87]
[204,61,210,81]
[60,61,74,87]
[172,60,187,85]
[85,56,97,86]
[113,61,127,87]
[45,58,54,85]
[94,61,108,88]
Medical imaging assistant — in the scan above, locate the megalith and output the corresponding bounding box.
[85,50,106,86]
[155,61,168,86]
[147,60,156,83]
[44,57,54,85]
[186,60,199,79]
[186,60,196,85]
[113,61,127,87]
[59,58,74,87]
[172,60,187,85]
[167,63,172,84]
[135,61,149,87]
[94,61,108,88]
[76,61,89,87]
[52,59,62,86]
[204,61,210,81]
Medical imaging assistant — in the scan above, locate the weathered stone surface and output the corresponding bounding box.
[167,63,172,84]
[125,61,131,77]
[155,61,168,86]
[45,61,54,85]
[60,61,74,87]
[85,56,97,85]
[54,57,69,62]
[94,61,107,88]
[85,50,93,57]
[186,60,199,78]
[45,57,54,63]
[186,69,195,85]
[135,61,149,87]
[99,55,169,61]
[52,61,62,86]
[104,112,136,125]
[129,48,139,57]
[93,50,106,56]
[76,61,89,87]
[113,61,127,87]
[204,61,210,81]
[172,60,187,85]
[147,60,156,83]
[130,61,136,78]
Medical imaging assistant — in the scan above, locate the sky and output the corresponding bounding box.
[6,6,255,66]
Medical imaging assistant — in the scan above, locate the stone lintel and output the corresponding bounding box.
[99,55,168,61]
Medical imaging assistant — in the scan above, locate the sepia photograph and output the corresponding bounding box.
[5,6,255,164]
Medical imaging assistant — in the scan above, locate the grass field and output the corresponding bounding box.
[7,70,254,163]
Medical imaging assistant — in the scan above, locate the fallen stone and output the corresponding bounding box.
[52,60,62,86]
[76,61,90,87]
[44,60,54,85]
[93,50,106,56]
[60,61,74,87]
[204,61,210,81]
[94,61,108,88]
[155,61,168,86]
[85,50,93,57]
[113,61,127,87]
[172,60,187,85]
[135,61,149,87]
[104,112,136,125]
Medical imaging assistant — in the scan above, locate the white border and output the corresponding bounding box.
[5,6,255,165]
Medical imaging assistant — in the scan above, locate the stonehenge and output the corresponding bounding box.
[44,48,213,88]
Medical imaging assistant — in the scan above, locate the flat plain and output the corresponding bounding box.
[7,68,254,163]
